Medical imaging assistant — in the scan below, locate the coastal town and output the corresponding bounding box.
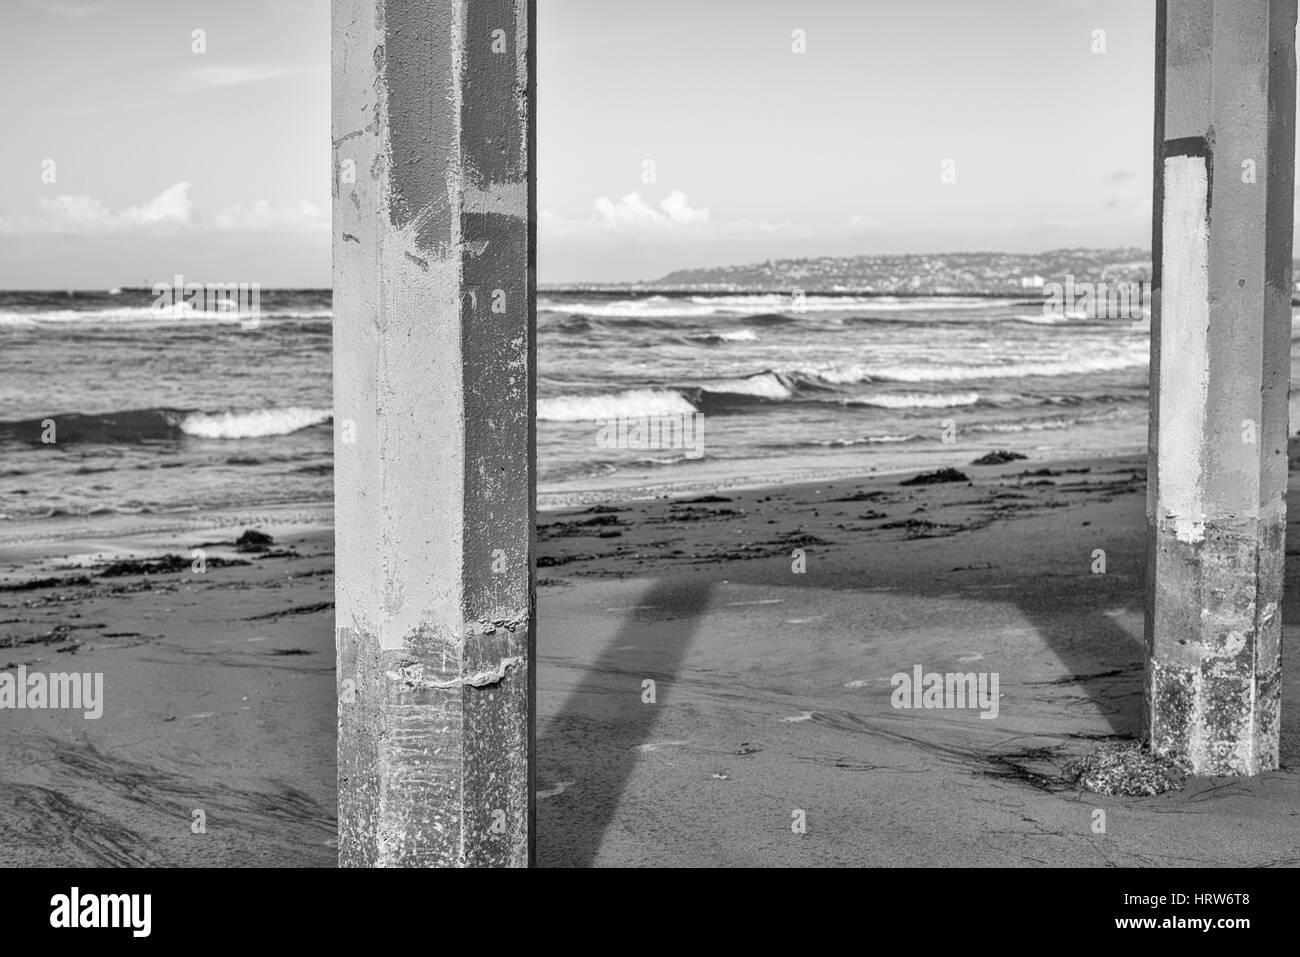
[546,248,1156,295]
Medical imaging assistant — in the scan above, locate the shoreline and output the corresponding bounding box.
[0,442,1149,558]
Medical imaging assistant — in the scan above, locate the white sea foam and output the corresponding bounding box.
[699,372,793,399]
[845,391,981,409]
[539,294,1012,319]
[540,296,721,319]
[702,328,759,342]
[812,433,922,446]
[968,419,1076,433]
[1012,312,1074,325]
[179,407,332,439]
[871,352,1148,383]
[799,364,872,385]
[0,305,331,324]
[823,296,1016,312]
[537,389,697,422]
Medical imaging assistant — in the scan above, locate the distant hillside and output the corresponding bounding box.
[649,249,1154,295]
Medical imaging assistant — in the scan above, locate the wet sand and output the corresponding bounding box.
[0,509,336,866]
[2,449,1297,867]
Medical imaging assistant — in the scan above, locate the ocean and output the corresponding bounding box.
[0,287,1171,522]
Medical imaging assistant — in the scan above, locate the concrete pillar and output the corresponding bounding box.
[332,0,535,865]
[1147,0,1294,776]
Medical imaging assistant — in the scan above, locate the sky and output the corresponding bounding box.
[0,0,1160,288]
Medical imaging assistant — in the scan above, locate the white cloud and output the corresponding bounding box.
[0,183,326,238]
[591,192,659,229]
[590,190,711,231]
[658,191,710,226]
[0,182,195,235]
[117,182,195,227]
[545,190,722,239]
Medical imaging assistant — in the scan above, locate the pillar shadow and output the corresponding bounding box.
[534,468,1300,865]
[537,575,714,867]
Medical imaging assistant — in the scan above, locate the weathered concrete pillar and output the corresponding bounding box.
[1147,0,1294,776]
[332,0,535,865]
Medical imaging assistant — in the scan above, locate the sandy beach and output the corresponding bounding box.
[2,446,1296,867]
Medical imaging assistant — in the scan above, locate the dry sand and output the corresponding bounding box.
[2,450,1296,867]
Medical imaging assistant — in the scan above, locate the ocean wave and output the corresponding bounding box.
[967,419,1076,434]
[537,389,698,422]
[843,391,982,410]
[540,310,792,332]
[539,294,1013,319]
[0,406,331,444]
[868,352,1148,383]
[795,364,872,386]
[964,407,1133,434]
[1011,312,1075,325]
[686,328,760,344]
[540,297,725,319]
[1011,310,1147,325]
[542,370,836,419]
[680,370,845,414]
[179,407,333,439]
[824,433,924,445]
[632,454,696,467]
[696,371,793,400]
[776,432,926,449]
[544,314,594,334]
[0,305,332,324]
[814,296,1016,311]
[743,313,799,326]
[687,294,1013,313]
[0,409,187,444]
[539,461,620,484]
[37,504,154,519]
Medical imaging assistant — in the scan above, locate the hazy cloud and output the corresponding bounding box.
[178,65,304,91]
[0,183,326,237]
[212,198,328,234]
[0,182,194,235]
[22,0,103,18]
[543,198,888,244]
[846,214,884,230]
